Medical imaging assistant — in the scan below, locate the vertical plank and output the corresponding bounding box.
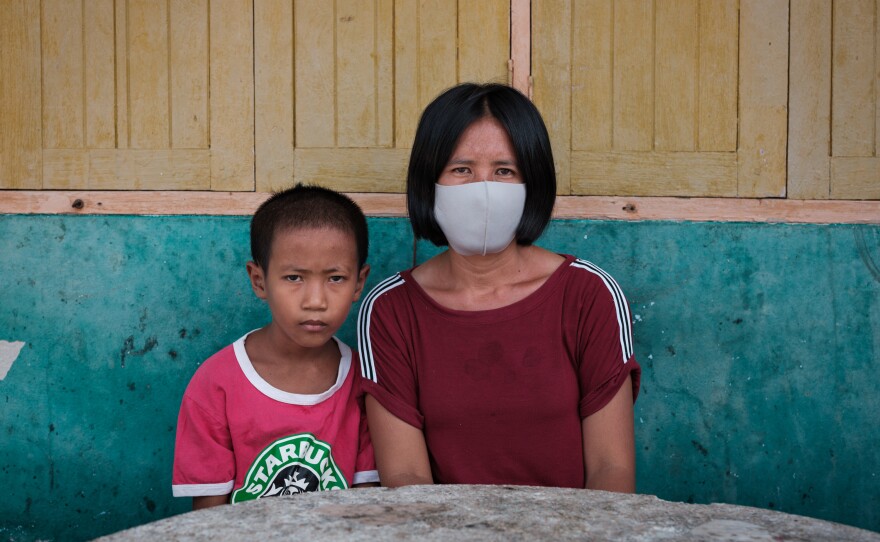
[394,0,419,148]
[170,0,209,148]
[255,0,294,191]
[832,0,875,157]
[698,0,738,152]
[572,0,613,151]
[532,0,572,194]
[0,0,42,188]
[127,0,170,148]
[419,0,457,111]
[613,0,653,151]
[738,0,788,197]
[42,0,85,149]
[788,0,831,199]
[459,0,508,84]
[115,0,129,149]
[510,0,531,94]
[376,0,394,148]
[210,0,254,190]
[337,0,377,147]
[295,0,335,147]
[84,0,116,149]
[655,0,698,151]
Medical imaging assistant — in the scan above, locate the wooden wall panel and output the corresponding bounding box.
[170,0,209,149]
[698,0,738,152]
[655,0,698,152]
[84,0,116,150]
[0,0,42,188]
[41,0,85,150]
[832,0,875,157]
[612,0,653,152]
[295,2,335,148]
[127,0,170,149]
[459,0,509,84]
[572,0,612,152]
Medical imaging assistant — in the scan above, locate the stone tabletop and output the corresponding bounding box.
[98,485,879,541]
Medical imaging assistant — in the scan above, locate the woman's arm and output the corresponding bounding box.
[365,395,433,487]
[581,374,636,492]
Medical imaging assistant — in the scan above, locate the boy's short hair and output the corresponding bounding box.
[250,184,368,270]
[407,82,556,248]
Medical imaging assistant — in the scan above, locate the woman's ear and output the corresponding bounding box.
[246,261,267,300]
[352,264,371,302]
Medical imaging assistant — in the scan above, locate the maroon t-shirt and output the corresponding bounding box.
[357,254,640,487]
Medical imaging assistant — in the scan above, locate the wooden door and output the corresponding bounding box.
[254,0,511,193]
[532,0,788,198]
[790,0,880,199]
[1,0,254,191]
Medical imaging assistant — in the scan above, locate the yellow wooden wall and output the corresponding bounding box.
[1,0,878,202]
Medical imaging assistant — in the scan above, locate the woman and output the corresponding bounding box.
[357,83,640,491]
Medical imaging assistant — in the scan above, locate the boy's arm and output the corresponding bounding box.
[193,494,229,510]
[365,395,433,487]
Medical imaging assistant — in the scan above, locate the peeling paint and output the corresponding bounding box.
[0,341,25,380]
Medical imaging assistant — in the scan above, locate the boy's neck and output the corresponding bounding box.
[243,325,341,395]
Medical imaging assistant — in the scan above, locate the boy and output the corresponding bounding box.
[172,184,378,509]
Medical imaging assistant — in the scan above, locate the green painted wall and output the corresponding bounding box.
[1,215,877,540]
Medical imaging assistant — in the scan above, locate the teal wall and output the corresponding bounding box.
[1,215,878,540]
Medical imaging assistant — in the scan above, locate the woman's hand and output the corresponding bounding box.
[365,395,434,487]
[582,374,636,492]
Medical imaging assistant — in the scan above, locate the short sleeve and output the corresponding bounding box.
[573,262,641,419]
[171,391,235,497]
[357,276,425,429]
[353,406,379,485]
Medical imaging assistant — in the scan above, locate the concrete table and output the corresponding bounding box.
[99,485,879,541]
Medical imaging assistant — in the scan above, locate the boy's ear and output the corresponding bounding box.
[246,261,267,299]
[352,264,371,302]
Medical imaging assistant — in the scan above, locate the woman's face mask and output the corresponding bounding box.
[433,181,526,256]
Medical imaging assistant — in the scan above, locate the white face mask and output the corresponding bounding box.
[433,181,526,256]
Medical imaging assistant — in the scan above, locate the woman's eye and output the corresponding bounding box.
[451,166,471,175]
[496,167,516,177]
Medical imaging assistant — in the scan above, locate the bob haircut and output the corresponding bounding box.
[407,82,556,248]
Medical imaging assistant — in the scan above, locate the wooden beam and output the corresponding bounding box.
[1,191,879,224]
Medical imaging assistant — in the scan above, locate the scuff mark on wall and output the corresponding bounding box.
[0,341,25,380]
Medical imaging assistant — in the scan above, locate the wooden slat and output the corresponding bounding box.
[737,0,788,197]
[127,0,169,149]
[613,0,653,151]
[84,0,115,149]
[294,0,335,147]
[655,0,698,151]
[5,191,880,225]
[831,157,880,199]
[254,0,294,192]
[572,0,612,152]
[532,0,572,194]
[832,0,875,157]
[115,0,129,149]
[294,148,409,192]
[337,0,378,147]
[43,149,210,190]
[698,0,738,152]
[170,0,209,149]
[571,151,737,196]
[0,0,42,188]
[42,0,84,149]
[376,0,394,147]
[510,0,531,94]
[419,0,457,111]
[209,0,254,190]
[788,0,831,199]
[393,0,419,148]
[458,0,508,84]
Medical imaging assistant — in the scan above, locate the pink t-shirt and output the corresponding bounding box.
[172,332,378,502]
[358,255,640,487]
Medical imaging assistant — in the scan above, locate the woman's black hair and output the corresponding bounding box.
[406,82,556,247]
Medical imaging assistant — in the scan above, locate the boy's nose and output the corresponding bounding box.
[302,283,328,310]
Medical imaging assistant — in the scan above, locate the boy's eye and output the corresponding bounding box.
[329,275,345,284]
[284,275,302,282]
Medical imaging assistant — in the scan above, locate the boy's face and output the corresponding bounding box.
[247,226,369,353]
